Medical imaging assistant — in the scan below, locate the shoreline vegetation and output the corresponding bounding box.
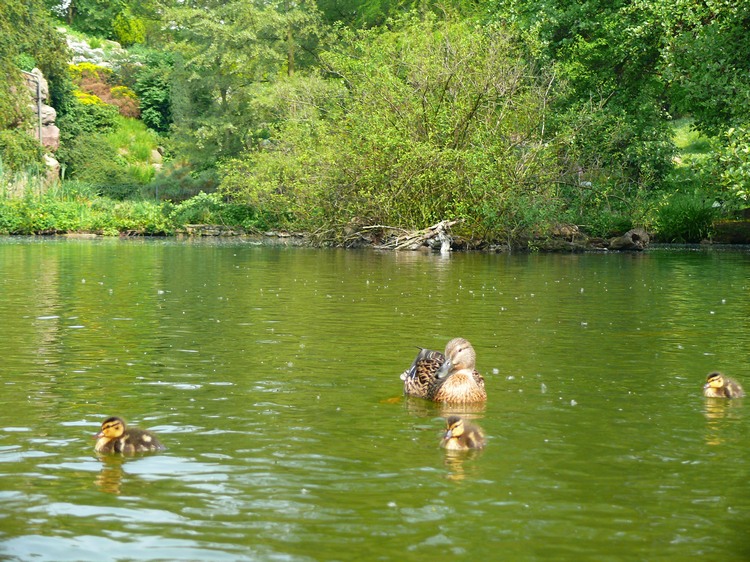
[4,5,750,252]
[3,204,749,252]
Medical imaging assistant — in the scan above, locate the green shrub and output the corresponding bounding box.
[0,199,24,233]
[112,11,146,47]
[56,94,118,149]
[14,53,35,72]
[170,191,223,224]
[0,130,44,173]
[151,164,218,201]
[653,192,717,242]
[716,127,750,203]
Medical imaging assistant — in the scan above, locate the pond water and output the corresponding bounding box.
[0,237,748,561]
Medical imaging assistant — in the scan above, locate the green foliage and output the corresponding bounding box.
[168,191,270,230]
[0,191,174,235]
[112,10,146,47]
[672,118,712,156]
[64,0,127,39]
[653,191,717,243]
[221,17,562,241]
[667,3,750,136]
[0,189,280,236]
[0,130,44,173]
[165,0,327,170]
[131,52,173,133]
[150,164,218,202]
[715,127,750,203]
[14,53,35,72]
[57,93,119,146]
[57,115,159,199]
[1,0,69,129]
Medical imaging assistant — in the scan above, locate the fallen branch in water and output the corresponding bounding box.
[373,220,460,250]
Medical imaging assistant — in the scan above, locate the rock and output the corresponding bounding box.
[44,153,60,183]
[609,228,650,251]
[41,104,56,125]
[24,68,60,150]
[42,124,60,150]
[66,37,125,67]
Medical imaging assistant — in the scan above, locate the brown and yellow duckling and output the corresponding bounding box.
[440,416,486,451]
[703,371,745,399]
[401,337,486,403]
[94,416,165,454]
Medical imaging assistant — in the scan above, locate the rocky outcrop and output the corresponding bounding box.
[23,68,60,151]
[66,34,126,67]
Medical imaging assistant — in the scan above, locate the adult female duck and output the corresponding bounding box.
[401,338,486,403]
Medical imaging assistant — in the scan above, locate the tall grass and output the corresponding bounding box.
[106,115,160,163]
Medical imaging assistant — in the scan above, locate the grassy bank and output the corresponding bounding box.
[0,188,282,236]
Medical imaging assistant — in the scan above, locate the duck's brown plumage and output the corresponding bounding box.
[703,371,745,398]
[401,338,486,403]
[94,416,165,454]
[441,415,486,450]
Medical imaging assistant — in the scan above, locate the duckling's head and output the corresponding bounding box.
[705,371,725,390]
[96,417,126,440]
[436,338,476,380]
[444,415,465,439]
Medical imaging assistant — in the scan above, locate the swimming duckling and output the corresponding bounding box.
[401,338,486,403]
[703,371,745,398]
[441,416,486,450]
[94,416,165,454]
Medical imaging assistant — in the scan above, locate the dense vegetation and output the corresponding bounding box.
[1,0,749,245]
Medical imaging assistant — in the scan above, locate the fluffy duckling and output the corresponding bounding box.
[94,416,165,454]
[401,338,486,403]
[441,416,486,451]
[703,371,745,399]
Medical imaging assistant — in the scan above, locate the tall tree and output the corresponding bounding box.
[487,0,674,190]
[664,1,750,135]
[163,0,325,169]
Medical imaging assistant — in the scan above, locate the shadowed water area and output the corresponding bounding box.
[0,238,748,561]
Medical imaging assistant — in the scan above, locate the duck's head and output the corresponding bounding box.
[444,415,465,439]
[95,417,126,440]
[704,371,725,391]
[435,338,476,380]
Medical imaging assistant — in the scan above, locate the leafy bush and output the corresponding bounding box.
[151,163,218,201]
[0,130,44,173]
[113,48,173,133]
[716,127,750,203]
[221,17,563,241]
[57,134,142,199]
[653,192,717,242]
[113,11,146,47]
[167,191,265,229]
[0,193,174,235]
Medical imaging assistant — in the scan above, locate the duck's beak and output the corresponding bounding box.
[444,428,454,440]
[93,430,103,439]
[435,359,452,380]
[703,382,710,390]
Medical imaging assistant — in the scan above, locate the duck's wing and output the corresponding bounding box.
[402,348,445,397]
[727,378,746,398]
[472,369,486,390]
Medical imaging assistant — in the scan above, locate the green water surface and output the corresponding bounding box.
[0,238,748,561]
